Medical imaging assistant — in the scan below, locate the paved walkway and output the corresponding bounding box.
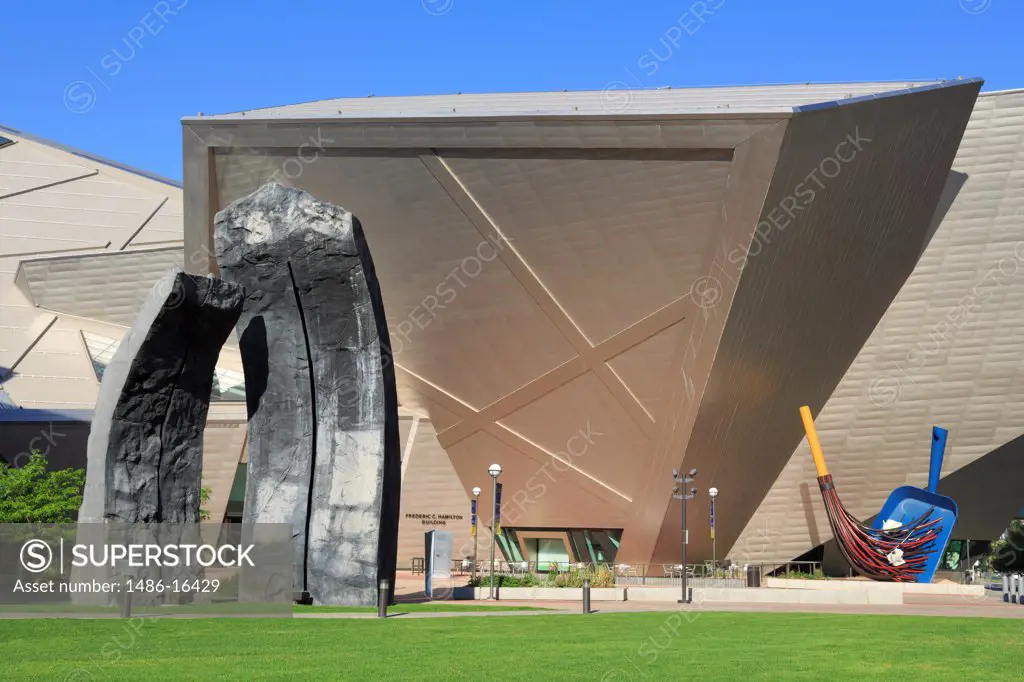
[294,593,1023,620]
[5,589,1019,620]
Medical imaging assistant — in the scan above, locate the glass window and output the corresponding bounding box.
[521,536,570,570]
[81,331,246,401]
[495,529,523,563]
[505,528,623,565]
[82,331,120,381]
[587,530,620,564]
[213,368,247,401]
[568,530,589,562]
[940,539,963,571]
[0,135,14,149]
[504,529,523,561]
[225,463,247,521]
[536,538,569,567]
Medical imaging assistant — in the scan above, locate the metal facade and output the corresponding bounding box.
[182,80,1010,566]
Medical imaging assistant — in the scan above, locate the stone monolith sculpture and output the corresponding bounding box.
[214,182,401,606]
[79,269,245,524]
[73,270,243,607]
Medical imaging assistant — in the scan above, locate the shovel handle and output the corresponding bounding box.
[800,406,829,477]
[928,427,948,493]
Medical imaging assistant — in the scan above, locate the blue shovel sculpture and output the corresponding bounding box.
[872,427,959,583]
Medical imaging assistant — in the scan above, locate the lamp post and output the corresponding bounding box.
[708,487,719,572]
[673,468,698,604]
[488,464,502,600]
[471,486,481,582]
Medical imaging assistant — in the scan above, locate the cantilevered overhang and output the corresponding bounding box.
[639,78,983,565]
[734,88,1024,566]
[14,246,183,327]
[181,80,981,562]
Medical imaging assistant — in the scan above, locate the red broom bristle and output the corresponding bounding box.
[818,475,941,582]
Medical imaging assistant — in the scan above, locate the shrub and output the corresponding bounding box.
[0,452,84,523]
[468,572,542,588]
[552,565,615,588]
[779,569,827,580]
[216,572,239,599]
[990,520,1024,573]
[469,565,617,588]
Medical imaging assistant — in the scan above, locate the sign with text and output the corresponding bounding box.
[404,512,464,527]
[0,523,293,616]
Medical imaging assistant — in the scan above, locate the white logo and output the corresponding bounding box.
[422,0,454,16]
[20,539,53,573]
[959,0,992,15]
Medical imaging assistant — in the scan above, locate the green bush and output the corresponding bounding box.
[989,520,1024,573]
[469,573,542,588]
[216,572,240,598]
[469,565,616,588]
[0,452,84,523]
[551,565,615,588]
[778,569,827,580]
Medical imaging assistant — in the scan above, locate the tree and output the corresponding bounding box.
[989,519,1024,573]
[0,451,85,523]
[199,486,212,522]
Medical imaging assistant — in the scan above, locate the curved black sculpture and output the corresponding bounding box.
[215,182,400,606]
[80,270,244,524]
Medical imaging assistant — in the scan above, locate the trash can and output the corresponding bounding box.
[746,564,761,588]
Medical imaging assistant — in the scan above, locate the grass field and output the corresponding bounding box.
[1,612,1018,680]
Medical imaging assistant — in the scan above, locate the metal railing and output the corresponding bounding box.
[761,561,825,579]
[408,559,823,580]
[465,561,771,588]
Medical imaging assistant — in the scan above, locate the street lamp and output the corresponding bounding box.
[673,468,698,604]
[487,464,502,600]
[471,486,481,581]
[708,487,719,573]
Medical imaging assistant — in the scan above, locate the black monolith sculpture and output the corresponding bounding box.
[215,182,400,606]
[80,269,244,524]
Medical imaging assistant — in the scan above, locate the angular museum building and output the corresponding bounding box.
[2,80,1022,572]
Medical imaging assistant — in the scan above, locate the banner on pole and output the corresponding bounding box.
[494,483,503,534]
[470,500,477,536]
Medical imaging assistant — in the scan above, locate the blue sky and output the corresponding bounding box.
[1,0,1020,181]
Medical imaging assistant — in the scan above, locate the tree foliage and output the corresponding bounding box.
[989,519,1024,573]
[199,485,212,521]
[0,452,85,523]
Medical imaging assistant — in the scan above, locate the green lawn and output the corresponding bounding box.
[1,612,1018,680]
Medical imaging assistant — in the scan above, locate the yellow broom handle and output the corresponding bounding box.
[799,405,829,477]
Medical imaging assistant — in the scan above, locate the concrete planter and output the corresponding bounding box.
[452,581,971,605]
[621,585,902,605]
[625,587,684,602]
[451,586,477,600]
[763,577,985,598]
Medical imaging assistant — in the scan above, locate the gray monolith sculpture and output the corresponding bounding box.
[74,269,243,606]
[214,182,401,606]
[79,269,245,524]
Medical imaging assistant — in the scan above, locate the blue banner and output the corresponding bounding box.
[494,483,503,534]
[470,499,477,536]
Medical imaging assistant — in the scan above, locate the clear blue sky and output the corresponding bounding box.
[1,0,1020,181]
